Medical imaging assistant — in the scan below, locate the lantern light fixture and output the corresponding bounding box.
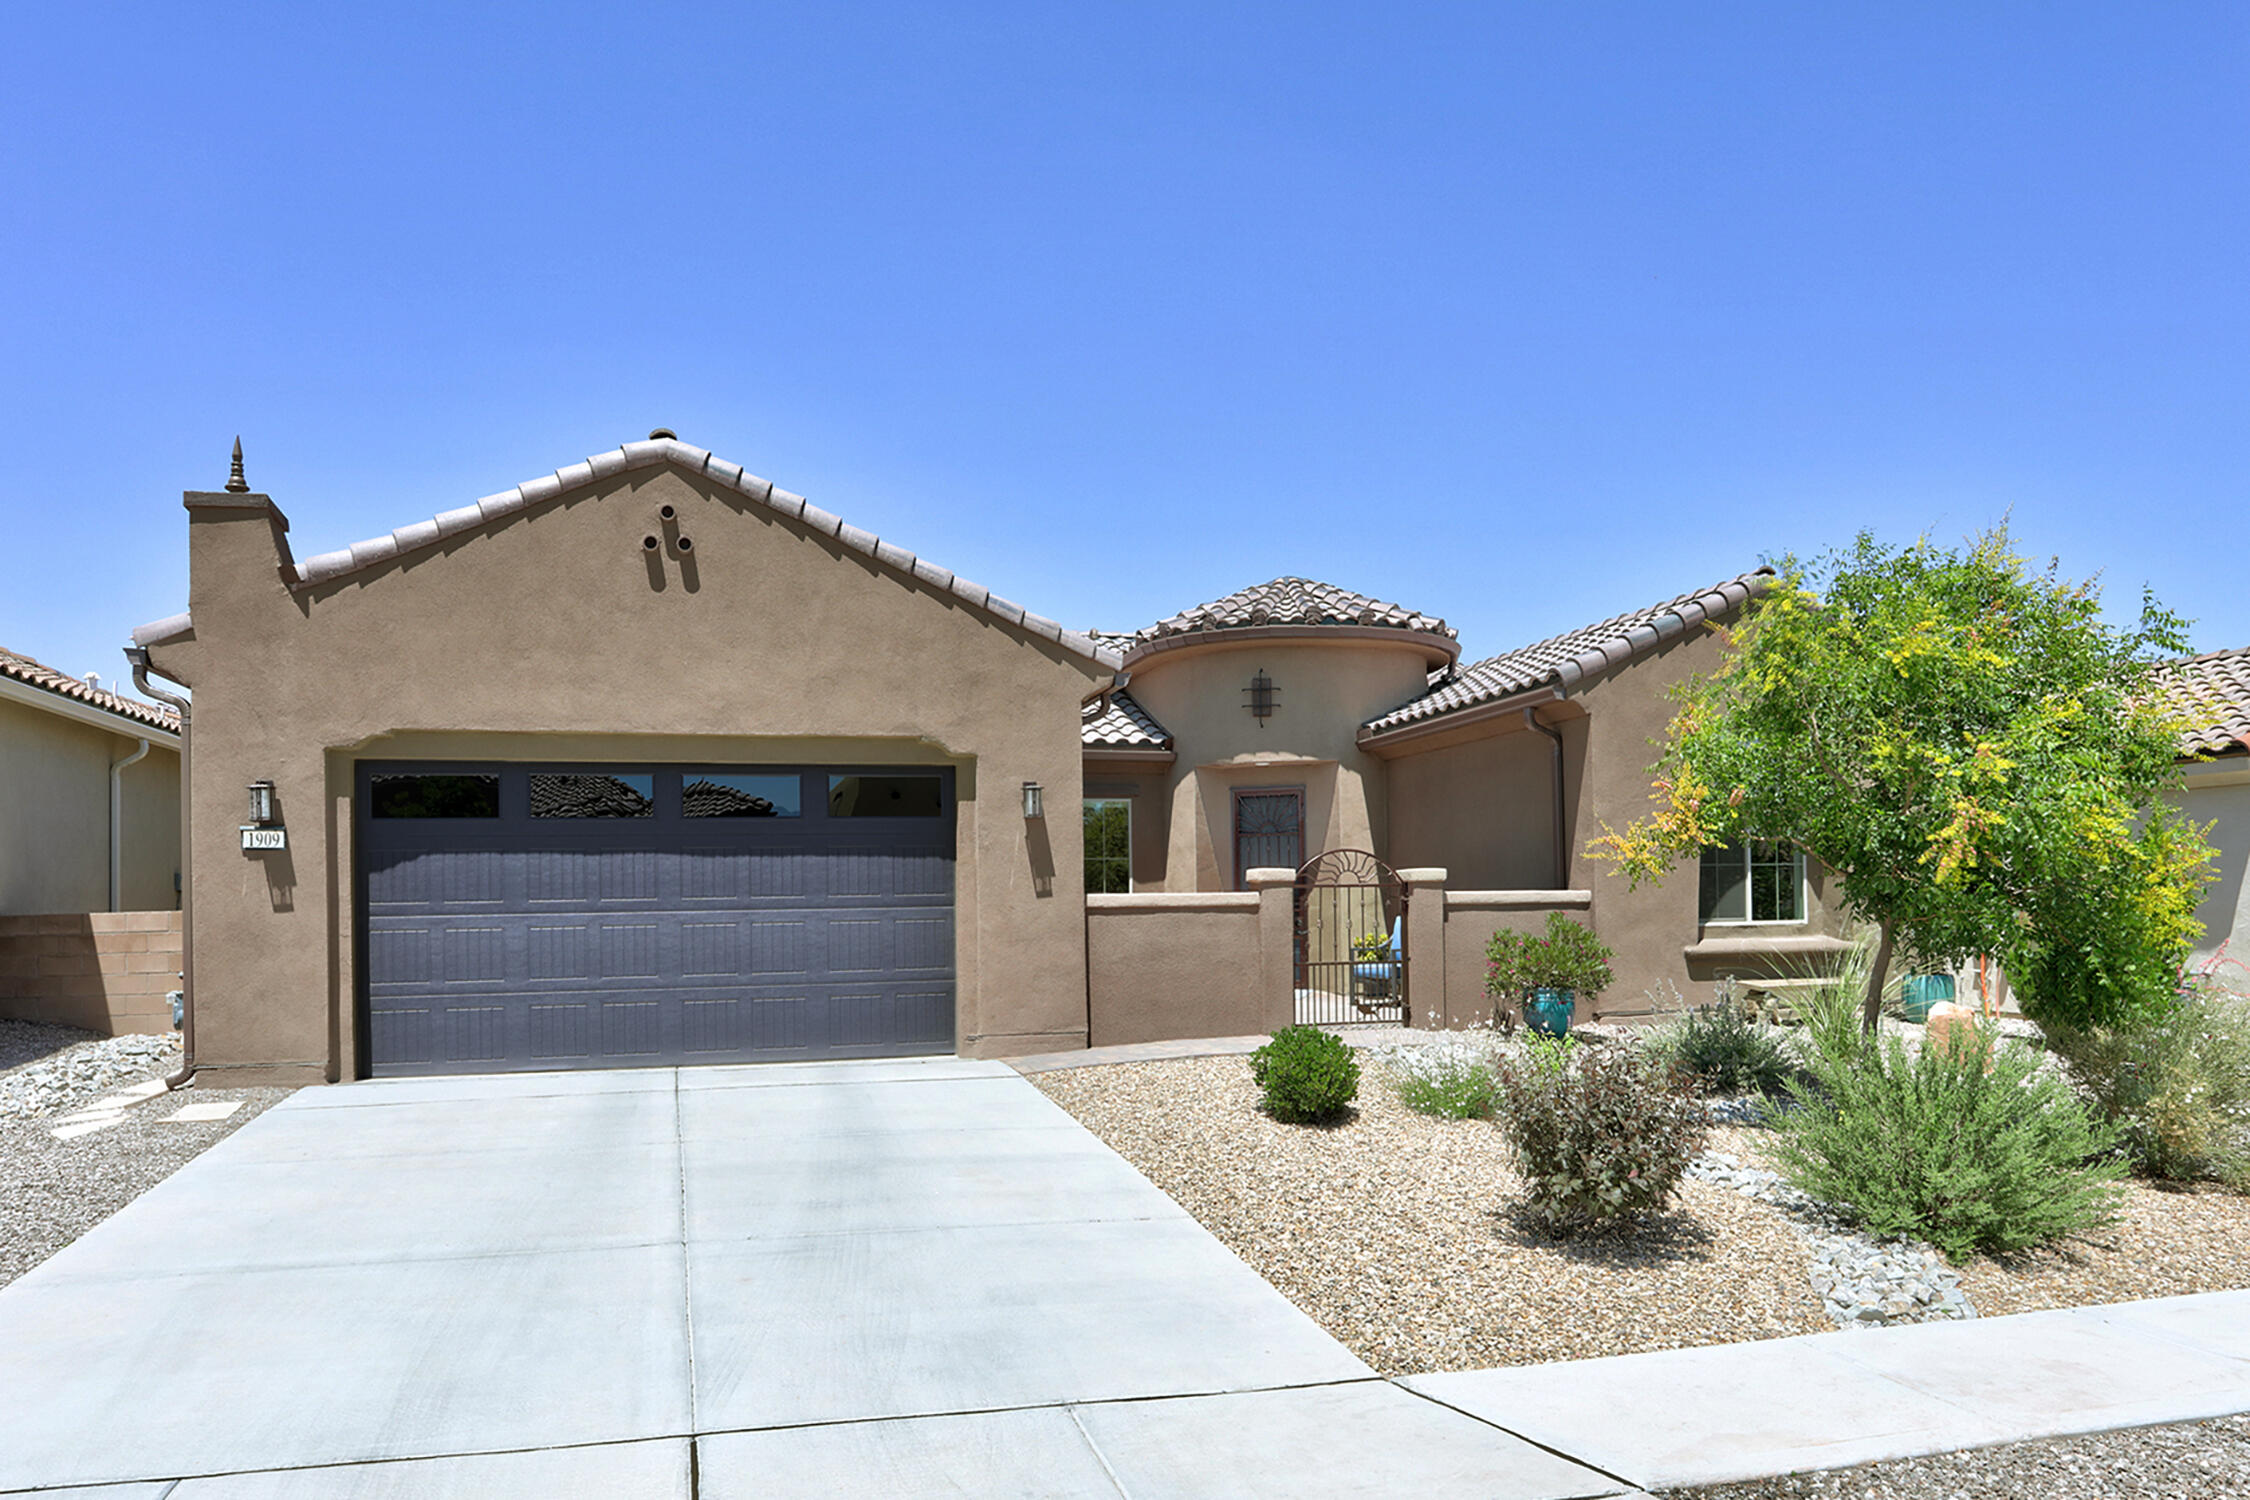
[1021,781,1044,819]
[247,780,276,826]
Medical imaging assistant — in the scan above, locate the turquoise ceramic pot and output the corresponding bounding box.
[1525,989,1575,1037]
[1899,974,1957,1023]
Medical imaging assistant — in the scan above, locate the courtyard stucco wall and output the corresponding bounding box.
[146,461,1111,1085]
[1084,892,1284,1045]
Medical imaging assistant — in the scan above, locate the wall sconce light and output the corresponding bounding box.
[1244,670,1279,725]
[1021,781,1045,819]
[241,780,286,851]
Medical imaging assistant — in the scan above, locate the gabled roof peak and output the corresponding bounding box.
[165,436,1120,672]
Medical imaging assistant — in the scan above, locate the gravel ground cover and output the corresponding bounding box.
[1657,1414,2250,1499]
[1033,1040,2250,1375]
[1701,1119,2250,1320]
[1032,1053,1833,1373]
[1,1020,295,1289]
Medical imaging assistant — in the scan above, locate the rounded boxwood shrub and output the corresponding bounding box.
[1249,1026,1361,1124]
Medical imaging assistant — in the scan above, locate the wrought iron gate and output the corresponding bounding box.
[1293,849,1409,1026]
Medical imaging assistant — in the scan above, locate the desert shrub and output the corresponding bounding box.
[1651,997,1795,1097]
[1491,1042,1705,1232]
[1249,1026,1361,1124]
[1386,1040,1501,1119]
[2045,979,2250,1190]
[1771,1027,2125,1261]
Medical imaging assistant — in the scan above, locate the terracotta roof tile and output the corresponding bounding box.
[2154,645,2250,757]
[1081,689,1172,750]
[0,646,180,734]
[1363,569,1775,736]
[244,437,1122,673]
[1129,577,1455,646]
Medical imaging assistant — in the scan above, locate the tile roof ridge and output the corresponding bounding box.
[0,645,182,733]
[1361,567,1774,738]
[277,437,1120,671]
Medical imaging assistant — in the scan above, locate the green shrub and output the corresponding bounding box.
[1249,1026,1361,1124]
[2045,979,2250,1190]
[1485,915,1617,1005]
[1771,1027,2125,1261]
[1651,998,1795,1097]
[1387,1042,1501,1119]
[1491,1042,1706,1232]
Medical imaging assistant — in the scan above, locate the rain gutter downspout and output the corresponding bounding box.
[1525,703,1567,889]
[108,737,151,911]
[125,647,193,1091]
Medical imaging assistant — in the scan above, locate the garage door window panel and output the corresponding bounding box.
[531,772,656,819]
[371,774,500,820]
[827,774,943,817]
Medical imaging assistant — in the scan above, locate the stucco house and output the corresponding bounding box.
[2157,645,2250,982]
[0,647,181,916]
[131,435,1845,1085]
[0,646,183,1035]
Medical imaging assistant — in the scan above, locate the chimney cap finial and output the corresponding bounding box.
[226,436,248,493]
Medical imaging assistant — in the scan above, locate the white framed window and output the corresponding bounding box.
[1084,798,1132,893]
[1699,839,1805,924]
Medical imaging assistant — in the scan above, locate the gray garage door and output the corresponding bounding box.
[357,763,955,1076]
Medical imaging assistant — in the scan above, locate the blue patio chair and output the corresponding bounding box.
[1351,917,1403,1009]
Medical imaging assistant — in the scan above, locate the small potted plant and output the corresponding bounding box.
[1485,913,1615,1036]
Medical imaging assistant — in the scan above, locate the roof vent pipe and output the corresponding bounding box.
[125,646,195,1090]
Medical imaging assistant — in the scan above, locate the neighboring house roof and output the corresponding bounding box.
[1102,577,1456,655]
[2154,644,2250,757]
[0,646,180,735]
[1081,689,1173,751]
[132,436,1123,672]
[1362,568,1776,738]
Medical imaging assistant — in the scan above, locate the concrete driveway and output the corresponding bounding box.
[0,1058,1625,1498]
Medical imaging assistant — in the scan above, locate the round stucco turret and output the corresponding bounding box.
[1094,578,1458,890]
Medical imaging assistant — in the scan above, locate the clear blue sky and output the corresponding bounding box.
[4,4,2244,701]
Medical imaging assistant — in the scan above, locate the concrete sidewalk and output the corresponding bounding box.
[1409,1289,2250,1492]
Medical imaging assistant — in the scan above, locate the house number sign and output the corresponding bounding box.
[240,826,287,851]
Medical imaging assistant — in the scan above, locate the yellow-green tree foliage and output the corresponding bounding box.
[1592,529,2212,1031]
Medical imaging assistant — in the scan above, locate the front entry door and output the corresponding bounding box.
[1233,789,1304,888]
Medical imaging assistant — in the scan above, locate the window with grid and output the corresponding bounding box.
[1083,799,1132,893]
[1699,839,1804,923]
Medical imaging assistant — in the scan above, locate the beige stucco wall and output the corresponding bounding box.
[1386,714,1576,890]
[148,463,1110,1084]
[2176,756,2250,978]
[1121,638,1437,891]
[0,697,180,916]
[1085,892,1275,1045]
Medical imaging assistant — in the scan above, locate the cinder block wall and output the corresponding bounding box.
[0,912,182,1036]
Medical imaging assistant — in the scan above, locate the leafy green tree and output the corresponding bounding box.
[1592,528,2213,1032]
